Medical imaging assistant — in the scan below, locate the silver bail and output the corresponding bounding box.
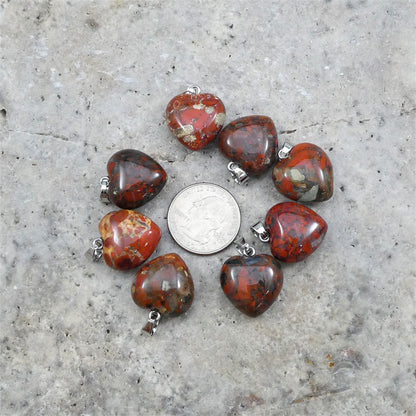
[234,237,256,257]
[251,222,270,243]
[227,162,249,185]
[278,142,294,160]
[88,237,104,261]
[100,176,110,204]
[185,85,201,95]
[142,310,161,336]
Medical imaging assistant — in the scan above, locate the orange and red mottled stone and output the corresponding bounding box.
[99,210,161,271]
[132,253,194,316]
[272,143,333,202]
[218,115,278,175]
[265,202,327,263]
[107,149,167,209]
[166,92,226,150]
[220,254,283,317]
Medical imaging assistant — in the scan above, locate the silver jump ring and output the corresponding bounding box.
[186,85,201,95]
[100,176,110,186]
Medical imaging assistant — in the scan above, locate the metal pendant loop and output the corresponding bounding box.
[278,142,294,160]
[251,222,270,243]
[90,237,104,261]
[100,176,110,204]
[234,237,256,257]
[227,162,249,185]
[142,310,161,336]
[185,85,201,95]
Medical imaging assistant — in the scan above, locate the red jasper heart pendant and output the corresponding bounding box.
[106,149,167,209]
[220,254,283,317]
[165,88,226,151]
[272,143,333,202]
[218,115,278,175]
[265,202,327,263]
[132,253,194,316]
[99,210,161,271]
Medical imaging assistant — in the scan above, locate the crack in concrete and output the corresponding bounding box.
[301,118,352,130]
[400,106,416,116]
[182,151,192,162]
[280,117,362,133]
[8,129,70,142]
[291,386,350,404]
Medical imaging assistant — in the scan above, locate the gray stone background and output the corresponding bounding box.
[0,0,415,415]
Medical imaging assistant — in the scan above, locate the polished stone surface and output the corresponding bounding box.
[0,1,415,415]
[133,253,194,316]
[272,143,334,202]
[99,210,161,271]
[220,254,283,317]
[166,91,226,150]
[107,149,167,209]
[218,115,278,175]
[265,202,328,263]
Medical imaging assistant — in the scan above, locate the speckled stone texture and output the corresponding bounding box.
[0,1,415,415]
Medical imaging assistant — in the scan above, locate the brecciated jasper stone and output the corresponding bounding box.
[99,210,161,271]
[265,202,327,263]
[107,149,167,209]
[220,254,283,317]
[218,115,278,175]
[132,253,194,315]
[272,143,333,202]
[165,92,226,151]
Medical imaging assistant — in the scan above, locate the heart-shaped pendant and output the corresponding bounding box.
[265,202,327,263]
[132,253,194,317]
[220,254,283,317]
[102,149,167,209]
[165,87,226,151]
[99,210,161,270]
[218,115,278,178]
[272,142,333,202]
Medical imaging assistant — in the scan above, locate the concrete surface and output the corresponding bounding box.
[0,0,415,415]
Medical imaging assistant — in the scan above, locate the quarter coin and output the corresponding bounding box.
[167,183,241,255]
